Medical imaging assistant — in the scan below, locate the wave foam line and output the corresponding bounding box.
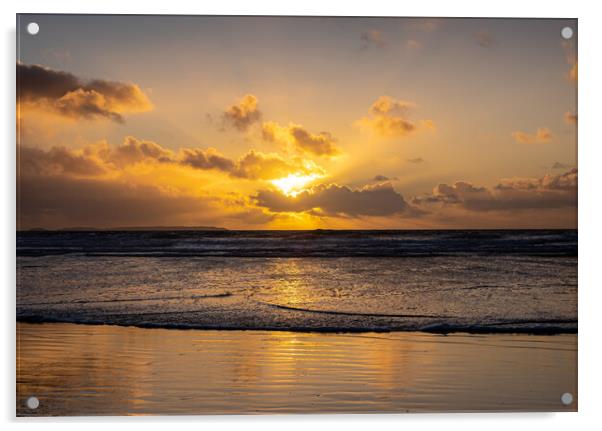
[260,301,453,319]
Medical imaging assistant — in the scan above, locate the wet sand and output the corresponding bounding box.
[16,322,577,416]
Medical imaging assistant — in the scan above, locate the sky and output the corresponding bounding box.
[17,15,577,229]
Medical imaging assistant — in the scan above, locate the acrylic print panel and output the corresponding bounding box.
[16,15,577,416]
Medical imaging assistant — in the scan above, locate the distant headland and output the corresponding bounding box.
[23,226,228,232]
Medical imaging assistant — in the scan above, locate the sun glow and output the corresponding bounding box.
[271,173,320,197]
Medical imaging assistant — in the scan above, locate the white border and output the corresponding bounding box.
[2,0,601,429]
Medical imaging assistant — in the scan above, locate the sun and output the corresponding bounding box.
[271,173,319,197]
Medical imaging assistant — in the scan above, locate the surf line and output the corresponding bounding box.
[260,301,453,319]
[19,292,232,307]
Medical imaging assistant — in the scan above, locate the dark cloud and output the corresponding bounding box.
[180,148,236,172]
[412,169,577,212]
[18,63,80,100]
[222,94,262,131]
[19,145,107,177]
[551,162,572,170]
[255,182,416,217]
[407,157,425,164]
[17,63,153,122]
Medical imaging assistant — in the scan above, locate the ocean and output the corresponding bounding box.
[16,229,577,334]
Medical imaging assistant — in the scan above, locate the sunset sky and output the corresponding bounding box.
[17,15,577,229]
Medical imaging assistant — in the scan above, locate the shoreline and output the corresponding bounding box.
[17,322,578,415]
[16,316,578,335]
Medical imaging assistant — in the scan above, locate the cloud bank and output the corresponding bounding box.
[20,136,324,183]
[412,169,577,212]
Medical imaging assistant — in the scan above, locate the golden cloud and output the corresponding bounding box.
[232,150,323,180]
[511,127,552,144]
[222,94,262,131]
[17,63,153,123]
[356,96,434,137]
[262,121,340,157]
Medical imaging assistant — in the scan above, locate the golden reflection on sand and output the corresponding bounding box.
[17,323,577,416]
